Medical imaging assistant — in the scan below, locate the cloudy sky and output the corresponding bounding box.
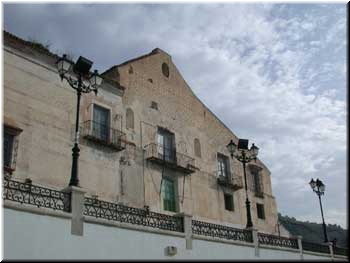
[2,3,347,228]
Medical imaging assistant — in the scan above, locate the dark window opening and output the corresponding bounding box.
[92,104,110,142]
[224,194,234,211]
[257,203,265,219]
[157,128,176,163]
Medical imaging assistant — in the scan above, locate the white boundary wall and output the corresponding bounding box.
[3,207,346,261]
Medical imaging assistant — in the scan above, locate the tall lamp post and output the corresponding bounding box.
[309,178,328,243]
[227,139,259,228]
[56,54,103,187]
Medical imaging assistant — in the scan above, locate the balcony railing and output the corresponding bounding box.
[258,232,299,249]
[144,143,196,174]
[2,178,71,212]
[84,197,184,232]
[302,240,330,254]
[217,175,243,191]
[192,219,253,243]
[81,120,126,151]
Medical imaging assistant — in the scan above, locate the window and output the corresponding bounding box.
[253,170,263,196]
[126,108,134,130]
[249,165,264,197]
[217,153,230,178]
[161,177,176,212]
[162,63,169,78]
[3,125,22,175]
[157,128,175,163]
[194,138,201,158]
[224,193,234,211]
[257,203,265,219]
[92,104,110,142]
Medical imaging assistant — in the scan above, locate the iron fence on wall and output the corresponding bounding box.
[84,197,184,232]
[192,219,253,243]
[2,178,70,212]
[258,232,299,249]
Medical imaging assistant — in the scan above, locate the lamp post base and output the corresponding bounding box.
[246,198,253,228]
[69,143,80,187]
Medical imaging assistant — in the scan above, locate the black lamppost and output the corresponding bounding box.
[56,54,103,187]
[227,139,259,228]
[309,178,328,243]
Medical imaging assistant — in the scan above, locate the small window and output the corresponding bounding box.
[157,128,175,163]
[126,108,134,130]
[3,125,22,176]
[257,203,265,219]
[92,105,110,142]
[151,101,158,110]
[162,63,169,78]
[217,153,230,178]
[161,177,176,212]
[224,193,234,211]
[194,138,201,158]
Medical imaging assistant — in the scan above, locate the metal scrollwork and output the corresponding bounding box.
[192,220,253,243]
[84,197,184,232]
[258,233,299,249]
[2,178,71,212]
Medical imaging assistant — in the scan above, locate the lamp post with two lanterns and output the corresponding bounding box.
[309,178,328,243]
[56,54,103,187]
[226,139,259,228]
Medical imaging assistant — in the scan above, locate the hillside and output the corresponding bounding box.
[278,213,348,248]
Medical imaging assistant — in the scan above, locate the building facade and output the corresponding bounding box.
[3,30,279,235]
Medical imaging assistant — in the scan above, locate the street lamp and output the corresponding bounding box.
[227,138,259,228]
[309,178,328,243]
[56,54,103,187]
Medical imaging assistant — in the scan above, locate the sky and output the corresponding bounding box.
[1,3,347,229]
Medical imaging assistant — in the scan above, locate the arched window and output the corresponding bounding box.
[194,138,201,158]
[126,108,134,130]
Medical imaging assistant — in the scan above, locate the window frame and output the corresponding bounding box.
[257,203,265,220]
[224,193,234,212]
[217,153,230,178]
[92,104,111,143]
[161,176,177,212]
[3,125,22,176]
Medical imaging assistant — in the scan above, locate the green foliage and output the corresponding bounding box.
[278,214,348,248]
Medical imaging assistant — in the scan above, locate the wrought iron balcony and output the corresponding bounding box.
[217,175,243,191]
[81,120,126,151]
[144,143,196,174]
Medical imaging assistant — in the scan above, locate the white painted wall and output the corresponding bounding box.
[3,208,343,260]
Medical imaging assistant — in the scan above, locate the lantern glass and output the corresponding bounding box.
[226,140,237,156]
[90,70,103,87]
[309,178,316,190]
[57,54,72,75]
[319,184,325,193]
[250,143,259,158]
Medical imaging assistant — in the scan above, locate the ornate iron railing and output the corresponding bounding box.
[84,197,184,232]
[81,120,126,151]
[192,220,253,243]
[334,246,348,256]
[258,233,298,249]
[145,143,195,174]
[302,240,329,254]
[2,178,70,212]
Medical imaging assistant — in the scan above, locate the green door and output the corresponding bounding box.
[161,177,176,212]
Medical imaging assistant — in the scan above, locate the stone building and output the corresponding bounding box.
[3,30,279,235]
